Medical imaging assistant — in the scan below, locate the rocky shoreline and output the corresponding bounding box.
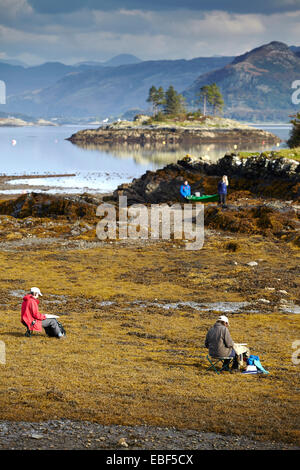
[0,419,298,450]
[67,124,280,146]
[111,153,300,204]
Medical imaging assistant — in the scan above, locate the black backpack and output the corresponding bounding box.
[44,320,66,338]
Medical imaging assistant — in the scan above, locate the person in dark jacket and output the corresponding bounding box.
[21,287,64,338]
[205,315,238,370]
[180,180,191,200]
[218,175,228,207]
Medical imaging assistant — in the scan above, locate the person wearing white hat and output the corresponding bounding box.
[21,287,64,338]
[205,315,239,370]
[218,315,229,324]
[30,287,43,297]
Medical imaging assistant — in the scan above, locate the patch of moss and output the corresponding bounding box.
[239,148,300,161]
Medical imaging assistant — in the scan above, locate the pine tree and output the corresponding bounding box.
[197,83,224,116]
[209,83,224,115]
[197,85,211,116]
[164,85,186,115]
[147,86,158,114]
[287,112,300,148]
[156,86,165,110]
[147,86,165,115]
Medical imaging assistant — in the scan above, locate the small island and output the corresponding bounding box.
[67,84,281,146]
[67,114,281,146]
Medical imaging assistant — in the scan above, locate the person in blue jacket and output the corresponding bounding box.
[218,175,229,207]
[180,180,191,200]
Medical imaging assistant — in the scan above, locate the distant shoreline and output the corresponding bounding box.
[0,118,57,127]
[0,118,292,128]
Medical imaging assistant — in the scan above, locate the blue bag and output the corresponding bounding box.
[247,355,269,374]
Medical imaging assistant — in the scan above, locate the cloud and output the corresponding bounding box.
[27,0,300,15]
[0,1,300,65]
[0,0,33,20]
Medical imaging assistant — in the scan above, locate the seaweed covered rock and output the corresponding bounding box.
[204,204,298,238]
[0,192,98,220]
[111,153,300,204]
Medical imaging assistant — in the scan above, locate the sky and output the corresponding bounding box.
[0,0,300,65]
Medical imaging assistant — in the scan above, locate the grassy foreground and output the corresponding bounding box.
[0,231,299,446]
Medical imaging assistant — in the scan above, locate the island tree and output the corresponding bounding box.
[287,112,300,148]
[164,85,186,115]
[197,83,224,116]
[146,86,165,115]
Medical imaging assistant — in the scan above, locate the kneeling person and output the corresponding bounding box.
[21,287,64,338]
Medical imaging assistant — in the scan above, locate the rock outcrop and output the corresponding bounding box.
[67,125,280,146]
[0,192,98,219]
[110,153,300,204]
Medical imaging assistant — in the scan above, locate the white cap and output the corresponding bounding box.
[30,287,43,296]
[218,315,229,324]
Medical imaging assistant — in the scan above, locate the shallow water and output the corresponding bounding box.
[280,305,300,314]
[10,290,300,314]
[131,299,251,312]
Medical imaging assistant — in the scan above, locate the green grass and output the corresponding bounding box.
[239,148,300,161]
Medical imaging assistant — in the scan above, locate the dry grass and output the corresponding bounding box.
[0,232,299,445]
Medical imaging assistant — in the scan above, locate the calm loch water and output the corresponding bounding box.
[0,123,291,194]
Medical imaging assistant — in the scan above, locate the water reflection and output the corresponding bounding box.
[70,139,283,167]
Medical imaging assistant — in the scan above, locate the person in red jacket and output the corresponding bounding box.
[21,287,64,338]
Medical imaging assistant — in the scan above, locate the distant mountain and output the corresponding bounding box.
[1,59,135,97]
[103,54,142,67]
[184,41,300,121]
[289,46,300,54]
[3,43,297,122]
[74,54,141,68]
[0,61,76,96]
[74,61,104,68]
[3,56,234,118]
[0,59,28,67]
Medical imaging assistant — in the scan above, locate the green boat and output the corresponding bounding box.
[186,194,219,202]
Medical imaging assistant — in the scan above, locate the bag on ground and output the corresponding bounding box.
[44,319,66,338]
[243,354,269,374]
